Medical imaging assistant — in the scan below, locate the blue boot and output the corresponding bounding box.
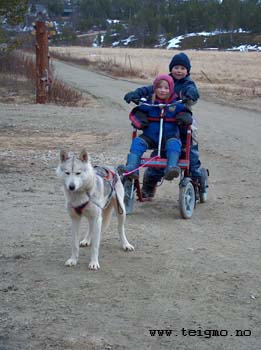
[118,153,140,179]
[164,152,180,181]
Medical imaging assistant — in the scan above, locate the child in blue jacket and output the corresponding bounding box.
[118,74,190,181]
[124,52,201,199]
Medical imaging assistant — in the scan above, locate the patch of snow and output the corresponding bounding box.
[167,29,255,50]
[107,19,120,24]
[167,35,184,49]
[154,35,167,48]
[111,35,137,47]
[228,44,261,52]
[112,41,120,47]
[124,35,136,44]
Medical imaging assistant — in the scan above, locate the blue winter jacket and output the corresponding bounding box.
[134,74,200,102]
[134,95,186,145]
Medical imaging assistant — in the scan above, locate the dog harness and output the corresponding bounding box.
[73,166,118,216]
[73,202,89,216]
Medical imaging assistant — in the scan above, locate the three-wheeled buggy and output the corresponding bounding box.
[121,100,209,219]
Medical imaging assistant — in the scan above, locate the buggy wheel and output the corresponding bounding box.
[179,181,195,219]
[199,168,209,203]
[123,178,136,215]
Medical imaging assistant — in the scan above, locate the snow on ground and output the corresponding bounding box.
[112,29,261,51]
[165,29,261,51]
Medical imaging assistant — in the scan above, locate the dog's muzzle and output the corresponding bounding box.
[69,183,76,191]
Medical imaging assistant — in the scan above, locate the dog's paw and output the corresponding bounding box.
[65,258,78,267]
[80,238,91,247]
[88,261,100,270]
[123,243,135,251]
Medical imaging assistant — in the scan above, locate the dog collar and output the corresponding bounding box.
[73,201,89,215]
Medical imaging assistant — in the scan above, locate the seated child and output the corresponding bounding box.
[118,74,192,181]
[124,52,201,199]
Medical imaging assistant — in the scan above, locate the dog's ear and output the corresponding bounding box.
[60,150,69,162]
[79,149,88,162]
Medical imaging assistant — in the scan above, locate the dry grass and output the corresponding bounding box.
[0,51,87,106]
[50,50,149,79]
[48,78,85,106]
[50,47,261,111]
[0,74,35,104]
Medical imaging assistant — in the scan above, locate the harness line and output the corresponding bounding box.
[122,155,160,176]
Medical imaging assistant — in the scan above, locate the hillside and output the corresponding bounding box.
[4,0,260,51]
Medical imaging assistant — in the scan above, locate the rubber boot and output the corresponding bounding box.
[141,175,157,201]
[164,152,180,181]
[117,153,140,179]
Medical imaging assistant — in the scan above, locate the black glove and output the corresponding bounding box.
[124,91,140,104]
[175,112,193,126]
[182,93,197,107]
[181,96,190,104]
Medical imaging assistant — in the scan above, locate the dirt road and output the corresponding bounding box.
[0,61,260,350]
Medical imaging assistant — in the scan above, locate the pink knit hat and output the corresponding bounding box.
[153,74,174,93]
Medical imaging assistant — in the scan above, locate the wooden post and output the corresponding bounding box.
[35,21,49,104]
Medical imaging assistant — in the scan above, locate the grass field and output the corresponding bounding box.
[50,47,261,111]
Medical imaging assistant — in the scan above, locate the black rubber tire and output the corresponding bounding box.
[199,167,209,203]
[179,181,195,219]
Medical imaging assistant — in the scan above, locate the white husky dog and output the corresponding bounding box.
[56,149,134,270]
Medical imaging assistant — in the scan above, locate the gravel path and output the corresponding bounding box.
[0,60,260,350]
